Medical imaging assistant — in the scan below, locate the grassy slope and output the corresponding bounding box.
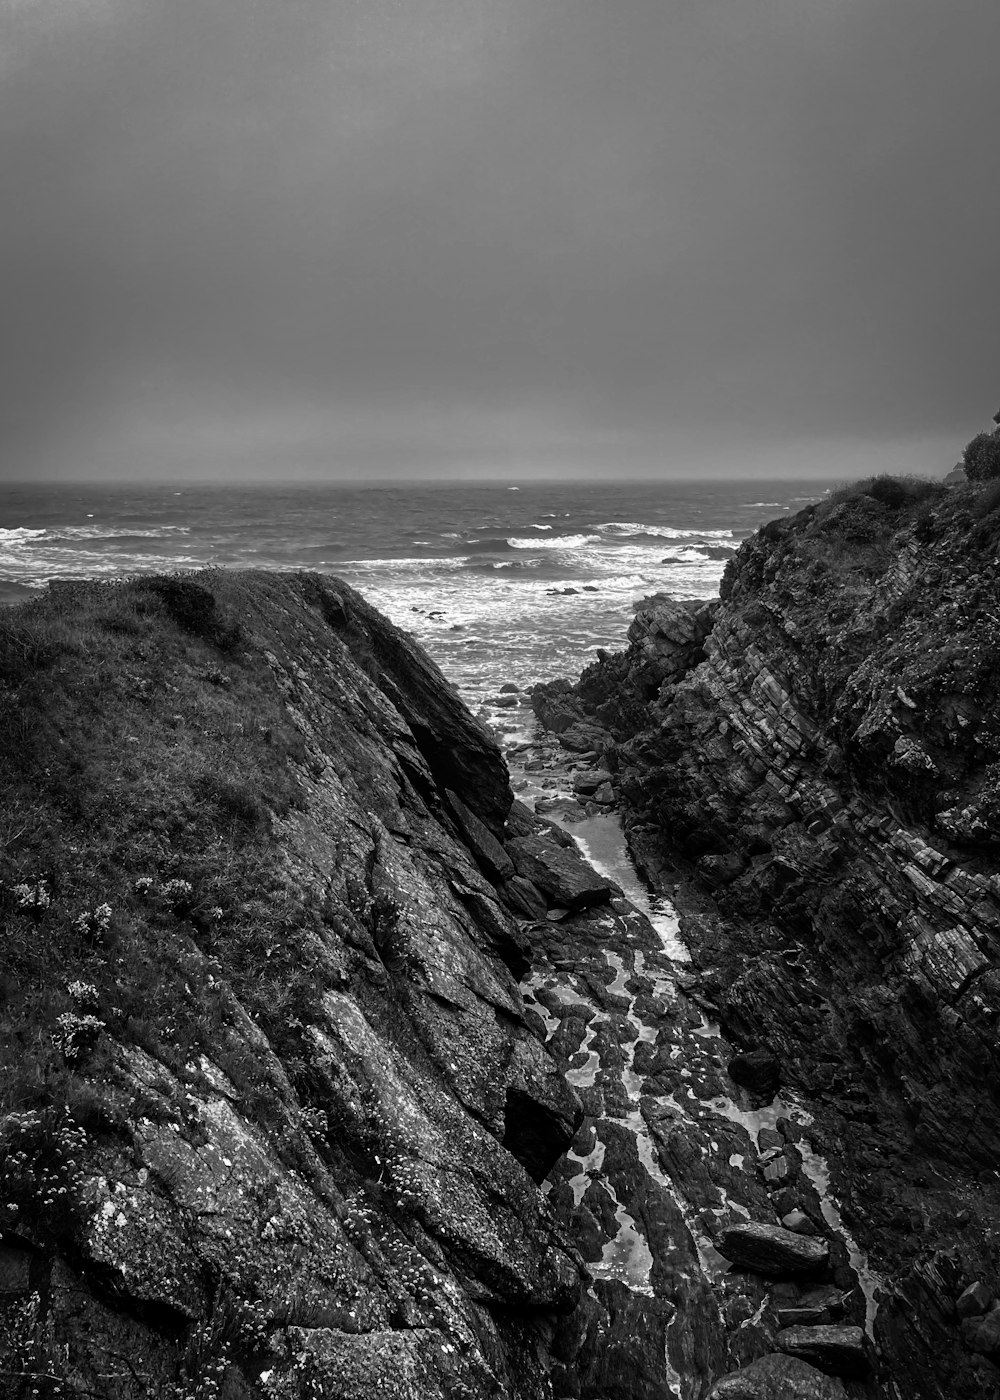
[0,572,319,1124]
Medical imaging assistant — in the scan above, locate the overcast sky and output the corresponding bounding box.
[3,0,999,483]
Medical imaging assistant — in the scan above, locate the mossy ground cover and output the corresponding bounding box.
[0,572,320,1126]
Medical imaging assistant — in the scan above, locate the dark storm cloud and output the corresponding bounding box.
[3,0,999,480]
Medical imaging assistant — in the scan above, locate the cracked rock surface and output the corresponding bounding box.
[531,483,1000,1398]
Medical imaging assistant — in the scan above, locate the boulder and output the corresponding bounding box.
[775,1287,846,1329]
[957,1280,993,1318]
[558,723,610,754]
[962,1306,1000,1359]
[718,1222,829,1276]
[727,1048,781,1098]
[776,1325,870,1377]
[781,1209,819,1235]
[572,769,613,795]
[506,835,613,911]
[708,1353,848,1399]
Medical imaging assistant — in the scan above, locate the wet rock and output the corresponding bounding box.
[718,1223,829,1276]
[761,1154,798,1187]
[775,1325,870,1377]
[957,1280,993,1318]
[573,768,613,795]
[781,1210,819,1236]
[727,1048,781,1098]
[506,835,614,910]
[776,1305,832,1328]
[707,1352,848,1399]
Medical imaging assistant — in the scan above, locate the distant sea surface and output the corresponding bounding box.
[0,479,830,720]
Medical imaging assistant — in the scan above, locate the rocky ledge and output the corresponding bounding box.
[532,478,1000,1398]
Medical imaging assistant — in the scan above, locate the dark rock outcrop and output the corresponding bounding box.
[531,479,1000,1398]
[727,1047,781,1098]
[0,572,583,1398]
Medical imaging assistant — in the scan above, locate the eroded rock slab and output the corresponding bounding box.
[718,1222,829,1276]
[775,1324,870,1377]
[708,1352,848,1399]
[506,834,614,910]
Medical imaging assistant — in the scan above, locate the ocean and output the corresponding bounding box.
[0,479,829,725]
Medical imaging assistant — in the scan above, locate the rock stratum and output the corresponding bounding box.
[533,479,1000,1398]
[0,572,597,1399]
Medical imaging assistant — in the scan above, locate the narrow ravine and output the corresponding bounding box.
[503,722,882,1396]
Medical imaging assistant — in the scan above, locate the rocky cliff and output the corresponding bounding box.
[0,571,606,1399]
[532,478,1000,1398]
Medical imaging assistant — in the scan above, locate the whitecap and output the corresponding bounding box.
[51,525,191,540]
[595,522,735,540]
[506,534,599,550]
[0,527,46,541]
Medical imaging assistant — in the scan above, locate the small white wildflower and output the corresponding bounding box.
[13,881,50,910]
[67,981,98,1004]
[52,1012,105,1063]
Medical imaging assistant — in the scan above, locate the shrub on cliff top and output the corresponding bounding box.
[829,474,943,509]
[962,431,1000,484]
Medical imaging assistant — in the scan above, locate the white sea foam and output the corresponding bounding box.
[50,525,191,540]
[595,522,736,540]
[0,524,190,545]
[0,550,204,579]
[506,533,600,549]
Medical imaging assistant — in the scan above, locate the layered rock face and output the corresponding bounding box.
[533,483,1000,1397]
[0,572,592,1398]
